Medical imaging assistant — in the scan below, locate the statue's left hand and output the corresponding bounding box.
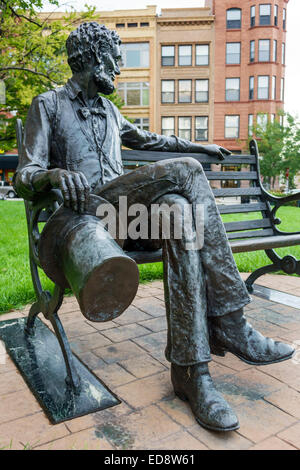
[203,144,231,161]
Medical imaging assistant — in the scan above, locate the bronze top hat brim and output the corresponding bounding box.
[39,194,139,322]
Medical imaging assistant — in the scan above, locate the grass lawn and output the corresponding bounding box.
[0,200,299,314]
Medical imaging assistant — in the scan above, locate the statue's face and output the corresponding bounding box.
[93,42,121,95]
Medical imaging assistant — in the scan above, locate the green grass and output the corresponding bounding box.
[0,201,299,314]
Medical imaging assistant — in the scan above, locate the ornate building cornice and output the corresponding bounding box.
[157,17,214,27]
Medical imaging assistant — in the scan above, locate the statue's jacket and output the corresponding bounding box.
[15,78,195,200]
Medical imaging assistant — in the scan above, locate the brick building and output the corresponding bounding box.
[206,0,288,152]
[1,3,289,184]
[94,1,289,152]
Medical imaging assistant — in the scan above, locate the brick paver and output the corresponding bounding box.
[0,275,299,450]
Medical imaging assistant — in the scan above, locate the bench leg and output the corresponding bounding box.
[49,311,81,391]
[25,301,41,335]
[25,284,81,392]
[245,249,300,293]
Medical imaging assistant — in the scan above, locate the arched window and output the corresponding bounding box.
[226,8,242,29]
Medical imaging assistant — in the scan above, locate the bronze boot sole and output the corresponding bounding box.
[174,387,240,433]
[210,340,295,366]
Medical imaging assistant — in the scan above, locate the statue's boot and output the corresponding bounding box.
[209,309,295,366]
[171,363,239,432]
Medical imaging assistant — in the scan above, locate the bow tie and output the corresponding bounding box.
[79,107,106,119]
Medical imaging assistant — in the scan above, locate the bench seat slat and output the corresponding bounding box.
[231,234,300,253]
[121,150,257,165]
[213,187,262,197]
[128,233,300,262]
[224,219,272,232]
[218,203,268,214]
[128,250,163,264]
[207,171,257,180]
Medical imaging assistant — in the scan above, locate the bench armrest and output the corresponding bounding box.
[263,190,300,206]
[262,190,300,236]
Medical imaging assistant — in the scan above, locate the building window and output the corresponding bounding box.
[250,6,256,27]
[249,76,254,99]
[273,39,277,62]
[282,42,285,65]
[140,22,149,27]
[257,76,269,100]
[226,42,241,64]
[120,42,149,68]
[178,117,192,140]
[161,80,175,103]
[272,76,276,100]
[259,4,271,26]
[134,118,149,131]
[116,23,125,28]
[161,117,175,137]
[161,45,175,66]
[250,40,255,62]
[270,114,276,123]
[225,115,240,139]
[128,23,138,28]
[281,78,285,101]
[195,116,208,141]
[258,39,270,62]
[257,113,268,130]
[178,80,192,103]
[225,78,240,101]
[274,5,278,25]
[178,45,192,66]
[248,114,254,136]
[118,82,149,106]
[283,8,286,30]
[195,44,209,66]
[195,79,209,102]
[226,8,241,29]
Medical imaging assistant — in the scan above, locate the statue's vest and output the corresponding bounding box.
[49,87,124,192]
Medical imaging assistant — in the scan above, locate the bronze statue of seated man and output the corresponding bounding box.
[14,22,294,433]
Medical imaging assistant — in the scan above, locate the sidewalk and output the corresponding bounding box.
[0,274,299,450]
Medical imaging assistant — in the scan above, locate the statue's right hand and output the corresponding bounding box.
[48,169,90,214]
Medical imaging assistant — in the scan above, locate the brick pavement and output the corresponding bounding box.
[0,275,300,450]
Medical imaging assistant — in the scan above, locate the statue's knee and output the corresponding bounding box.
[157,193,189,208]
[178,156,203,172]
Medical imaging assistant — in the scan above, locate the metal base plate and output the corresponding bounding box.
[0,317,120,424]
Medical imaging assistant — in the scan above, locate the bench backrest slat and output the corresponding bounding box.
[212,187,262,198]
[121,150,257,166]
[224,219,272,233]
[227,229,274,240]
[218,202,268,214]
[206,171,258,181]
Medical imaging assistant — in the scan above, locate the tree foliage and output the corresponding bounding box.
[248,111,300,190]
[0,1,123,152]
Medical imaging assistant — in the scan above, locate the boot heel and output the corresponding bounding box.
[174,389,188,402]
[210,343,226,357]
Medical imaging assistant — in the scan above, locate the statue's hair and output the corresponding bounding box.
[66,22,121,73]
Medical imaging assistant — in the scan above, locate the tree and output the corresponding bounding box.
[0,1,123,152]
[248,111,300,190]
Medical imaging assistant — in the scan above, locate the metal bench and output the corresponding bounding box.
[15,118,300,396]
[122,140,300,291]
